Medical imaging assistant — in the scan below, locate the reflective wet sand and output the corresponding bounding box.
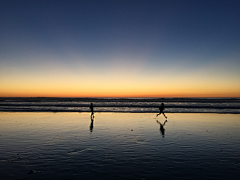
[0,113,239,179]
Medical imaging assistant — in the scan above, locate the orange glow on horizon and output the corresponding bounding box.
[1,65,239,98]
[1,91,239,98]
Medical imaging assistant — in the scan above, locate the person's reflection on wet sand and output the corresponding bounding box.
[156,120,167,137]
[156,103,167,119]
[90,115,94,132]
[90,103,94,118]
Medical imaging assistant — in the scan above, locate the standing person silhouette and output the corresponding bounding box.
[156,102,167,118]
[90,103,94,118]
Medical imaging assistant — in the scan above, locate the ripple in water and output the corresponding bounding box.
[0,112,239,179]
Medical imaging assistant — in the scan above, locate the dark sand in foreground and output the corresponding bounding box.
[0,112,239,179]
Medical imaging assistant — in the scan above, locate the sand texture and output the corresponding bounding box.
[0,112,239,179]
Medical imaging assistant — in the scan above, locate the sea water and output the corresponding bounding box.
[0,97,240,113]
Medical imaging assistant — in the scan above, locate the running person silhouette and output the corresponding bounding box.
[156,102,167,118]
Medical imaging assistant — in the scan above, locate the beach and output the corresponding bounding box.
[0,112,239,179]
[1,1,240,179]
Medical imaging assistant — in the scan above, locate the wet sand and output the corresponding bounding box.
[0,112,239,179]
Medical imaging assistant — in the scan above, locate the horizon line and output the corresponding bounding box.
[1,96,240,98]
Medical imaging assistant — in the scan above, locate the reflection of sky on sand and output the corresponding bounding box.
[0,113,239,179]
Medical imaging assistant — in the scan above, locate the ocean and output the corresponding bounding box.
[0,97,240,113]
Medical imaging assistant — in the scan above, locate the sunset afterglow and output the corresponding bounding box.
[1,1,239,97]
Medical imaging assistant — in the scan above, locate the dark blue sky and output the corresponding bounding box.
[1,0,240,97]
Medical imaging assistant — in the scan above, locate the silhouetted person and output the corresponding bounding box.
[90,115,94,132]
[156,120,167,137]
[90,103,94,118]
[156,102,167,118]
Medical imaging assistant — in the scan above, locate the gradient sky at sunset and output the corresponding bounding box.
[1,0,240,97]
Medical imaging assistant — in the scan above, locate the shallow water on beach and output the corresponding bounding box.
[0,113,240,179]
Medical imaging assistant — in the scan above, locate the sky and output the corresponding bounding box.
[0,0,240,97]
